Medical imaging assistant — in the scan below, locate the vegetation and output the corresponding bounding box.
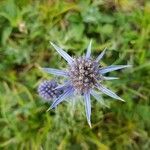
[0,0,150,149]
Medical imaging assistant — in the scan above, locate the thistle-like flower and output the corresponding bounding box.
[42,41,131,127]
[38,80,62,101]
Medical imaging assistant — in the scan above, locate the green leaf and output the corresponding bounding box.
[1,26,12,45]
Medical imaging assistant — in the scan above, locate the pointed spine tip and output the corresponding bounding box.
[39,67,43,71]
[41,67,45,71]
[41,67,49,73]
[103,47,107,51]
[49,41,53,45]
[119,98,125,102]
[50,41,56,48]
[88,122,92,128]
[103,76,119,80]
[127,65,132,68]
[47,105,55,111]
[47,107,51,112]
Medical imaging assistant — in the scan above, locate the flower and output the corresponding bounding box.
[38,80,62,101]
[42,41,131,127]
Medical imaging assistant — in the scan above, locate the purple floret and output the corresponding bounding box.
[38,80,62,101]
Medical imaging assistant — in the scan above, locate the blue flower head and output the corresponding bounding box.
[42,41,131,127]
[38,80,62,101]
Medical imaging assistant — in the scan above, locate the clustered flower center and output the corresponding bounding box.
[68,57,100,93]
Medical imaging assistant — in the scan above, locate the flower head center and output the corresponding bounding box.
[68,57,100,93]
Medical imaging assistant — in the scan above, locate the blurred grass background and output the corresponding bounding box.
[0,0,150,149]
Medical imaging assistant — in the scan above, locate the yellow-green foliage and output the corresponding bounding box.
[0,0,150,149]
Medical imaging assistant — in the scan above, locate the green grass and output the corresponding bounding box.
[0,0,150,149]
